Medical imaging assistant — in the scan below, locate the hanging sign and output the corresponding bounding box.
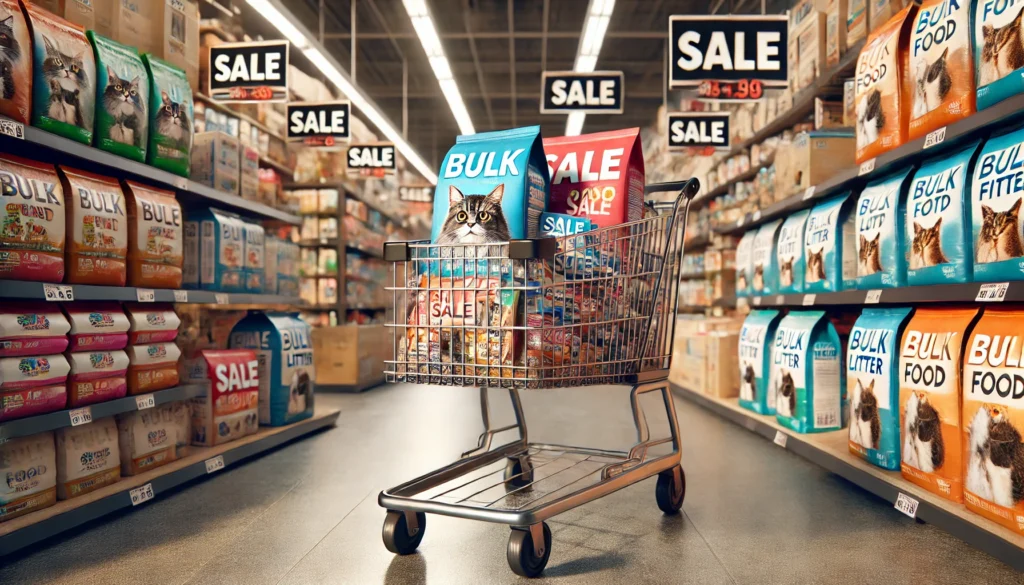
[346,143,396,178]
[208,40,289,102]
[399,185,433,203]
[286,101,350,147]
[540,71,624,114]
[668,15,788,89]
[667,112,731,151]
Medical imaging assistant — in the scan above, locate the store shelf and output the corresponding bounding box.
[0,408,340,556]
[193,92,286,142]
[0,280,300,305]
[684,232,712,250]
[299,239,339,248]
[671,384,1024,571]
[317,377,384,393]
[0,385,202,442]
[285,182,405,226]
[348,243,384,259]
[0,125,301,226]
[259,154,294,177]
[725,280,1024,307]
[347,304,386,311]
[697,157,774,204]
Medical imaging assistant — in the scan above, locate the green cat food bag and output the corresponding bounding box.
[143,54,192,177]
[26,3,95,144]
[88,32,148,162]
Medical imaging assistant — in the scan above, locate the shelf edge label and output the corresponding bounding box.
[894,492,919,518]
[859,158,876,176]
[923,127,946,149]
[773,430,788,448]
[43,283,74,302]
[135,394,156,410]
[69,406,92,426]
[865,289,882,304]
[129,483,155,506]
[205,455,226,474]
[976,282,1009,302]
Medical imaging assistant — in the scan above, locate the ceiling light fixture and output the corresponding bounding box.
[403,0,476,135]
[246,0,439,184]
[566,0,616,136]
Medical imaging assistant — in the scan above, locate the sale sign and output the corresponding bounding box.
[540,71,624,114]
[208,41,289,102]
[668,15,788,89]
[286,101,350,147]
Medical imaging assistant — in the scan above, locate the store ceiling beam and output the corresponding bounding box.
[370,90,665,99]
[321,31,667,40]
[508,0,517,127]
[462,0,495,129]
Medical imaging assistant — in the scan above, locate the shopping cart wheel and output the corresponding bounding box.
[656,465,686,514]
[382,510,426,555]
[503,456,534,488]
[507,522,552,578]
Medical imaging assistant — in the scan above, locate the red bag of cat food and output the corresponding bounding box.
[907,0,974,140]
[123,180,182,288]
[0,0,32,124]
[0,154,65,282]
[59,167,128,286]
[543,128,645,229]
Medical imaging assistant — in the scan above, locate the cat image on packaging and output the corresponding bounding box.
[856,168,912,288]
[804,192,858,292]
[855,4,916,163]
[188,349,259,447]
[962,307,1024,534]
[431,126,549,244]
[772,310,847,433]
[908,0,975,139]
[971,126,1024,280]
[0,0,32,125]
[848,306,914,470]
[777,209,811,294]
[975,0,1024,109]
[0,154,66,283]
[26,3,95,144]
[751,219,784,296]
[88,32,148,162]
[55,416,120,500]
[906,141,981,285]
[143,53,193,177]
[59,166,128,286]
[735,230,756,297]
[739,309,784,415]
[0,432,55,522]
[123,180,182,288]
[900,307,979,502]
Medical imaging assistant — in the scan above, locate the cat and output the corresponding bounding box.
[752,263,765,291]
[857,89,884,149]
[102,69,143,146]
[967,407,996,501]
[981,6,1024,86]
[967,407,1024,507]
[858,234,883,276]
[740,363,756,402]
[915,47,952,116]
[0,15,21,100]
[903,392,945,473]
[155,90,191,149]
[910,219,949,269]
[850,378,880,450]
[41,35,87,126]
[435,184,511,245]
[737,271,748,291]
[806,248,825,283]
[776,370,795,418]
[977,199,1023,263]
[902,392,922,469]
[779,257,793,287]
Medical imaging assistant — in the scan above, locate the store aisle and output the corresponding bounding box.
[1,384,1019,585]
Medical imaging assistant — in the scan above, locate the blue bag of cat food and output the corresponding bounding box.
[229,311,314,426]
[974,0,1024,110]
[182,207,245,292]
[906,141,982,286]
[847,306,914,470]
[243,221,265,293]
[735,230,756,297]
[971,125,1024,281]
[772,310,847,434]
[856,168,913,289]
[88,32,148,162]
[777,209,811,294]
[804,192,858,293]
[750,219,784,296]
[738,309,783,415]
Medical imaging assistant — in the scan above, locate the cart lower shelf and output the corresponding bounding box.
[672,384,1024,571]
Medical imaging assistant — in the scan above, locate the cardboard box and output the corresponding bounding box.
[706,332,740,399]
[815,97,846,129]
[94,0,155,54]
[241,146,260,200]
[312,325,390,388]
[777,130,855,197]
[869,0,907,33]
[33,0,94,31]
[191,131,240,195]
[826,0,849,66]
[843,79,857,126]
[847,0,869,45]
[154,0,200,91]
[797,12,828,90]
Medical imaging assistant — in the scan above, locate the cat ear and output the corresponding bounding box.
[161,90,171,105]
[130,75,140,87]
[867,379,874,392]
[934,217,942,230]
[448,185,464,206]
[939,47,948,61]
[485,184,505,205]
[1,16,12,26]
[107,68,119,85]
[1010,198,1022,215]
[860,234,867,247]
[42,35,57,54]
[913,222,923,235]
[982,205,994,221]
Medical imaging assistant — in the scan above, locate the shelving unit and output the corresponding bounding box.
[723,281,1024,308]
[0,279,300,305]
[672,384,1024,571]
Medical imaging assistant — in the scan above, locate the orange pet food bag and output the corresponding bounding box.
[59,166,128,285]
[123,180,182,288]
[907,0,975,140]
[0,0,32,124]
[0,154,65,282]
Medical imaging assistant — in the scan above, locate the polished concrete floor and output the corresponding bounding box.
[1,383,1021,584]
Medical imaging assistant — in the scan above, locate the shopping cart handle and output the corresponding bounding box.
[509,238,558,260]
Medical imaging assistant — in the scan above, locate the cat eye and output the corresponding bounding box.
[479,211,491,222]
[456,211,468,222]
[115,84,122,91]
[71,65,79,72]
[129,89,136,95]
[54,59,62,66]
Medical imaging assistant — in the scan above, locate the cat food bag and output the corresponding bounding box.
[735,230,756,297]
[772,310,847,433]
[126,341,180,395]
[277,240,298,297]
[906,141,981,286]
[907,0,974,140]
[848,306,914,470]
[143,54,192,177]
[187,349,259,447]
[0,154,65,283]
[0,352,69,390]
[804,192,858,292]
[0,431,55,522]
[739,309,784,415]
[264,235,280,294]
[543,128,645,229]
[751,219,784,296]
[962,307,1024,534]
[59,166,128,286]
[856,168,912,289]
[1,383,65,421]
[88,32,148,162]
[116,400,189,475]
[123,180,182,288]
[431,126,549,244]
[125,303,179,345]
[0,0,32,124]
[0,303,70,357]
[64,302,129,351]
[855,4,916,163]
[972,126,1024,281]
[900,307,979,502]
[66,349,128,407]
[777,209,812,294]
[243,221,265,293]
[228,311,314,426]
[26,3,95,144]
[55,416,120,499]
[975,0,1024,109]
[182,207,244,292]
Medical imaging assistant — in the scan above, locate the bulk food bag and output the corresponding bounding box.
[143,54,193,177]
[772,310,847,433]
[0,154,66,283]
[971,125,1024,281]
[187,349,259,446]
[66,349,129,407]
[55,416,120,499]
[0,0,32,125]
[59,166,129,286]
[123,180,183,288]
[0,303,69,356]
[0,432,56,522]
[803,192,858,293]
[126,342,180,395]
[975,0,1024,109]
[907,0,974,139]
[116,400,190,475]
[88,32,149,162]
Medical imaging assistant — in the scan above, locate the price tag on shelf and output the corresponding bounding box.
[752,210,762,222]
[802,186,816,201]
[129,483,155,506]
[865,290,882,304]
[894,492,919,519]
[923,127,946,149]
[859,158,876,176]
[0,118,25,139]
[173,290,188,303]
[205,455,226,474]
[136,288,155,303]
[802,294,816,306]
[774,295,784,305]
[773,430,788,448]
[69,407,92,427]
[42,283,74,302]
[976,282,1009,302]
[215,293,229,305]
[752,296,762,306]
[135,394,155,410]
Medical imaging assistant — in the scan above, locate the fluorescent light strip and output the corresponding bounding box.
[247,0,438,184]
[566,0,616,136]
[403,1,475,135]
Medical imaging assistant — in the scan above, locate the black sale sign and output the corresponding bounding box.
[286,101,350,147]
[668,15,788,88]
[667,112,731,151]
[347,143,397,177]
[399,185,433,203]
[209,40,289,102]
[540,71,624,114]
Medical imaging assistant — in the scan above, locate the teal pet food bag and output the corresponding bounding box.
[739,309,784,415]
[975,0,1024,110]
[751,219,784,296]
[88,32,148,162]
[735,230,756,297]
[777,208,811,294]
[856,168,913,289]
[971,124,1024,281]
[804,192,858,293]
[772,310,847,434]
[143,54,193,177]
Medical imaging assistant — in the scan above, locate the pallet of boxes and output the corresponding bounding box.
[670,317,742,399]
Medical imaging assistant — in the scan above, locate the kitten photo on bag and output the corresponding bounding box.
[850,378,881,450]
[26,4,95,144]
[89,32,148,162]
[0,0,31,125]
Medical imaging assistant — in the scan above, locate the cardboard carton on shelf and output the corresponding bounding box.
[191,131,241,195]
[312,325,390,389]
[705,332,740,399]
[153,0,200,90]
[826,0,849,66]
[33,0,94,31]
[776,130,855,199]
[796,11,828,90]
[93,0,155,55]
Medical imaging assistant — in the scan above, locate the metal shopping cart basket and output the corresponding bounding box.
[378,178,699,577]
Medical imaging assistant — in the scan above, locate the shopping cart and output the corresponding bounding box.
[378,178,698,577]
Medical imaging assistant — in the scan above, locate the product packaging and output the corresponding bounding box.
[971,126,1024,281]
[64,302,129,351]
[751,219,784,295]
[124,303,179,344]
[191,131,240,195]
[0,432,56,522]
[66,349,128,407]
[0,0,32,125]
[187,349,259,446]
[0,304,70,356]
[0,353,69,421]
[738,309,784,415]
[826,0,849,66]
[240,146,260,200]
[26,3,95,143]
[777,209,812,294]
[55,416,120,499]
[182,207,245,291]
[123,180,183,288]
[116,400,189,475]
[772,310,847,433]
[153,0,200,90]
[93,0,153,54]
[0,154,66,282]
[855,167,912,289]
[907,0,974,139]
[126,341,180,395]
[143,53,193,177]
[59,166,128,286]
[88,32,149,162]
[735,230,756,297]
[974,0,1024,109]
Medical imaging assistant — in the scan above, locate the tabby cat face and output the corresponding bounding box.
[156,90,190,140]
[436,184,511,244]
[980,199,1022,240]
[860,234,880,259]
[912,219,941,257]
[42,35,86,93]
[982,7,1024,65]
[103,69,142,118]
[0,15,21,62]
